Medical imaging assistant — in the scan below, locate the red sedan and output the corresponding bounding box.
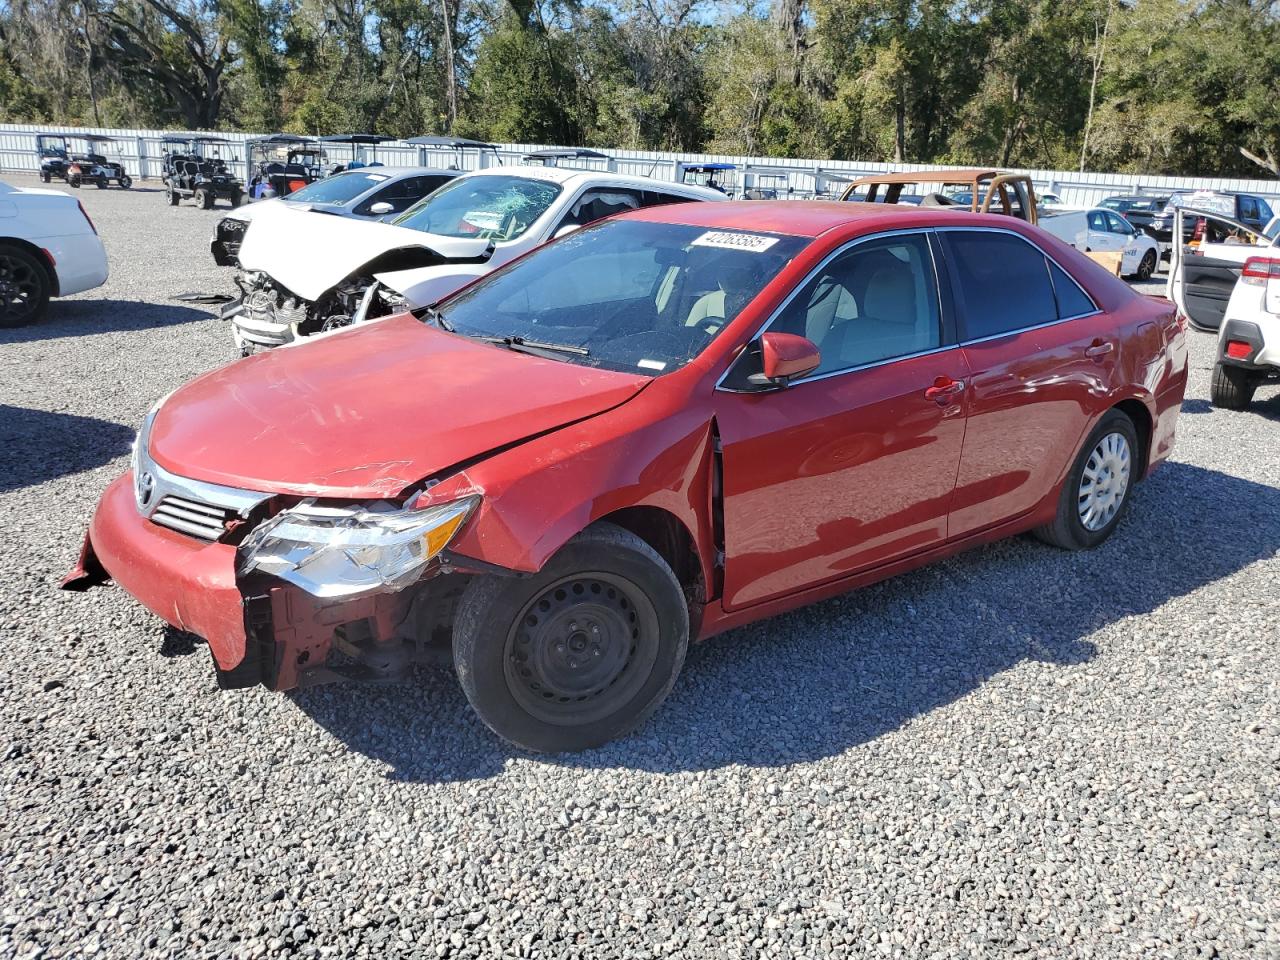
[66,202,1188,752]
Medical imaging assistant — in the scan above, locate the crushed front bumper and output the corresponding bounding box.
[65,473,423,691]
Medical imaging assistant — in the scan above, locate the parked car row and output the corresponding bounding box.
[48,163,1191,752]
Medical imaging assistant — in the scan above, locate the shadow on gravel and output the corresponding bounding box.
[292,460,1280,783]
[0,300,215,344]
[1181,398,1212,414]
[0,404,134,492]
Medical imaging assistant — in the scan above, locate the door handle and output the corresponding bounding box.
[924,377,965,404]
[1085,340,1115,360]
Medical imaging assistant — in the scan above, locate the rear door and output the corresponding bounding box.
[939,228,1117,538]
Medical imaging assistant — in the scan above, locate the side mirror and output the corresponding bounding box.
[369,202,394,215]
[748,332,821,388]
[553,223,581,240]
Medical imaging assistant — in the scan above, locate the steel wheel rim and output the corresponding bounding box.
[504,571,660,727]
[0,254,41,322]
[1077,431,1131,531]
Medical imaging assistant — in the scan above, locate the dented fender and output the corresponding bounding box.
[424,383,720,601]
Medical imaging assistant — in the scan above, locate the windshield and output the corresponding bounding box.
[285,171,388,205]
[393,175,561,241]
[437,219,808,375]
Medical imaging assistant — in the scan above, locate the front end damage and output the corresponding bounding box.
[63,470,498,692]
[223,270,409,351]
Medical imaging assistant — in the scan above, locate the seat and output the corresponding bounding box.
[817,252,934,369]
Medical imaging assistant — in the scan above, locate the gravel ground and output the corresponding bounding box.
[2,174,1278,960]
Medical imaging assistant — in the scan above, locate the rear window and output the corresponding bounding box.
[941,231,1058,340]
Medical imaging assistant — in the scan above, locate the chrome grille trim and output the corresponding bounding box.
[134,434,271,542]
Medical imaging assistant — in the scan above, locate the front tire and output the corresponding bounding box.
[0,244,52,328]
[453,523,689,753]
[120,175,133,189]
[167,187,179,207]
[1034,409,1139,551]
[196,188,213,210]
[95,175,107,189]
[1210,362,1256,410]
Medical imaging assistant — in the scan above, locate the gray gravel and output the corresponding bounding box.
[2,173,1278,960]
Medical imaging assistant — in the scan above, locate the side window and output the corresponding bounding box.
[1046,260,1098,319]
[640,190,695,208]
[942,231,1057,340]
[1087,211,1108,232]
[555,188,642,232]
[1239,196,1259,221]
[1105,212,1134,235]
[1258,198,1274,221]
[770,233,941,375]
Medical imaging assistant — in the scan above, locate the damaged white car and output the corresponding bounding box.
[224,166,725,353]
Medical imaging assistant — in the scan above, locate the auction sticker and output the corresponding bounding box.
[691,231,780,253]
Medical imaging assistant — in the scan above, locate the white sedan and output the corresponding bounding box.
[0,180,108,327]
[224,166,725,353]
[1039,207,1161,280]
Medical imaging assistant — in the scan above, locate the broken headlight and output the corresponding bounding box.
[238,496,479,599]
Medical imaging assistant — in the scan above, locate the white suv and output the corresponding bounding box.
[0,180,108,327]
[1168,206,1280,408]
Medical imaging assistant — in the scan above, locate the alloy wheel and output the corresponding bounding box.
[1077,431,1131,531]
[0,253,42,324]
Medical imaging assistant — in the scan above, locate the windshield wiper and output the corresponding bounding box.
[422,305,455,332]
[477,335,589,357]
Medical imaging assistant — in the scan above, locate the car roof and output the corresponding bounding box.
[331,166,458,179]
[622,199,973,238]
[457,165,723,200]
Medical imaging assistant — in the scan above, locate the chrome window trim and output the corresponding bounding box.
[931,224,1102,345]
[715,227,947,391]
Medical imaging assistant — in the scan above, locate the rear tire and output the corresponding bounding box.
[1136,249,1156,280]
[40,170,51,183]
[95,175,107,189]
[0,244,52,328]
[1210,361,1256,410]
[69,175,81,189]
[453,523,689,753]
[1034,409,1139,551]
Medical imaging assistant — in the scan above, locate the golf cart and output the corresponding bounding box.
[680,162,738,197]
[246,134,324,201]
[743,169,792,200]
[37,134,73,183]
[75,135,133,188]
[841,168,1040,225]
[162,136,244,209]
[523,148,609,169]
[320,133,395,174]
[405,135,499,170]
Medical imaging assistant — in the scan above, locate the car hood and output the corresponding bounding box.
[236,202,493,301]
[148,313,649,499]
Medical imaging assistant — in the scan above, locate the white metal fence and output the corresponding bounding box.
[3,121,1278,209]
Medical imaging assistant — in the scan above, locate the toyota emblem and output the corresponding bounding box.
[136,471,156,509]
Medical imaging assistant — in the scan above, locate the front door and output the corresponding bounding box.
[715,231,968,610]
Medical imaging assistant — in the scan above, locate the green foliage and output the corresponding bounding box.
[0,0,1276,178]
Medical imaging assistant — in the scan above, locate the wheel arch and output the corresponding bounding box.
[590,505,706,633]
[1111,396,1153,479]
[0,236,59,296]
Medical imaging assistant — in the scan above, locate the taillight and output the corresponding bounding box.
[77,200,97,235]
[1225,340,1253,360]
[1241,257,1280,284]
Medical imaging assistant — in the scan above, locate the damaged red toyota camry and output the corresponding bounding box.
[66,202,1188,752]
